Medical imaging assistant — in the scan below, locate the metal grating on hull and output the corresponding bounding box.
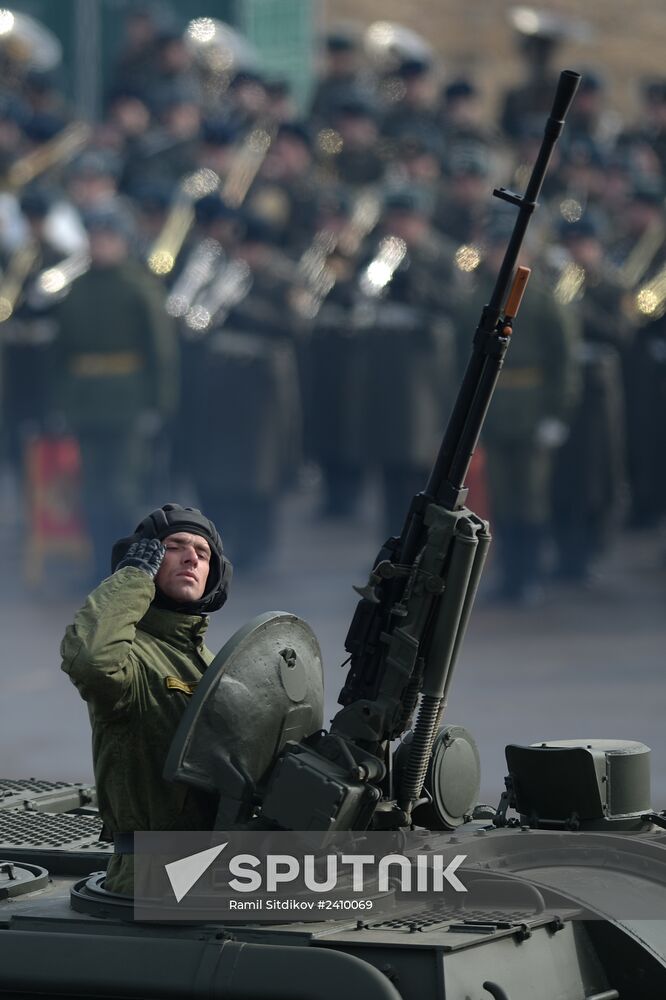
[369,904,535,932]
[0,779,96,814]
[0,810,111,851]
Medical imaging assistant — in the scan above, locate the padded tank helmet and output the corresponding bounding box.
[111,503,232,613]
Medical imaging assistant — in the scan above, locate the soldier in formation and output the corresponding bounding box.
[53,206,177,581]
[550,216,630,582]
[457,214,580,604]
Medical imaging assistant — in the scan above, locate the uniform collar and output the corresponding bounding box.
[138,604,209,651]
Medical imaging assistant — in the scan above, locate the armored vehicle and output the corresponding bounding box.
[3,70,666,999]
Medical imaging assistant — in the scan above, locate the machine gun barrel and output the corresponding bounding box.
[423,70,581,518]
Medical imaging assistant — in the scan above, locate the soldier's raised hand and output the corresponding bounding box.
[115,538,166,579]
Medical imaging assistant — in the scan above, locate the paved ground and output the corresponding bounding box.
[1,475,665,809]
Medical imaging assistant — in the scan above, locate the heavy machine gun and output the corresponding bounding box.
[165,70,582,836]
[255,70,581,834]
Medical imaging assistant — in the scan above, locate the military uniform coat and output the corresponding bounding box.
[54,261,178,430]
[61,567,218,895]
[356,232,458,468]
[191,254,302,497]
[456,269,580,521]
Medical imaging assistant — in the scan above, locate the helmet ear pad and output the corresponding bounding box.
[111,503,232,613]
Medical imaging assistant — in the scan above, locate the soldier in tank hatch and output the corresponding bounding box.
[61,503,232,896]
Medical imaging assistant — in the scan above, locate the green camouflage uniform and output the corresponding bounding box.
[61,566,217,895]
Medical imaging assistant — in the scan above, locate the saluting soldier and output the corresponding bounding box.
[355,187,459,536]
[53,205,178,581]
[457,213,580,604]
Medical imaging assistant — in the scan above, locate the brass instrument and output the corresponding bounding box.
[630,262,666,325]
[291,190,381,319]
[358,235,407,297]
[165,238,224,318]
[147,168,220,276]
[221,125,274,209]
[553,260,586,305]
[26,249,91,310]
[183,257,253,337]
[0,240,39,321]
[5,122,92,191]
[147,123,274,277]
[158,18,269,268]
[291,231,337,319]
[338,190,382,258]
[617,218,666,291]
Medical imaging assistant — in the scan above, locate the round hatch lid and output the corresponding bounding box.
[0,859,49,899]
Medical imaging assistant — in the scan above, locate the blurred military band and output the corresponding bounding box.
[0,6,664,601]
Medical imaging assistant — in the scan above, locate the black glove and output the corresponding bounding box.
[115,538,166,579]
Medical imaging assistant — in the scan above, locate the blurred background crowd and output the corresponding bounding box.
[0,0,665,606]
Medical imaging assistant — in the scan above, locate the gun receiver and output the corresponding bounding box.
[259,71,581,835]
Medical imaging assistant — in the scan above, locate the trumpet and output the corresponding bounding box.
[147,168,220,277]
[4,122,91,191]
